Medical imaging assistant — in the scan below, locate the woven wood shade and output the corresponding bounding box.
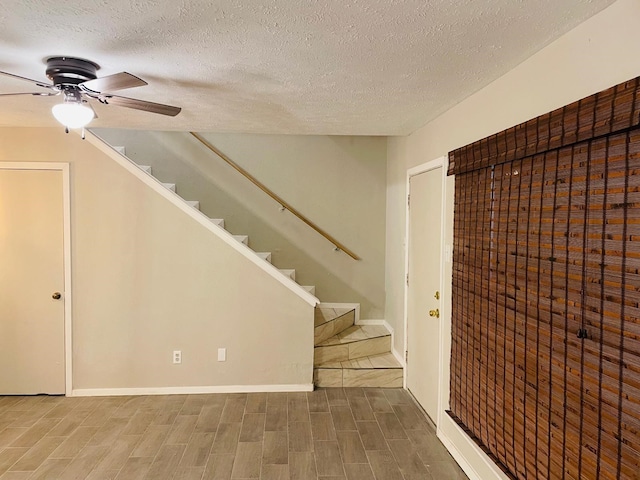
[448,78,640,176]
[448,77,640,480]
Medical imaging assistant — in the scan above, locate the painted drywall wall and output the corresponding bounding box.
[0,127,314,392]
[93,130,387,319]
[386,0,640,478]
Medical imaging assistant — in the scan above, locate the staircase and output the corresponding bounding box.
[131,159,317,297]
[113,145,403,388]
[314,306,403,387]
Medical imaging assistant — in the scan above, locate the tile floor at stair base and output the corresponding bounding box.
[0,388,467,479]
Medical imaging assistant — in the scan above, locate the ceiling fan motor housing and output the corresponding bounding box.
[0,57,180,117]
[45,57,99,86]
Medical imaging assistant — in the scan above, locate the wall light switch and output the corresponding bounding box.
[218,348,226,362]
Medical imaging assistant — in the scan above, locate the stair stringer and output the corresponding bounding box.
[86,131,319,308]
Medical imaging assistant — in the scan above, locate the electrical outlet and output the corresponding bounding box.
[218,348,226,362]
[173,350,182,364]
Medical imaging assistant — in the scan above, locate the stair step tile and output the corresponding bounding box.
[278,269,295,281]
[314,306,356,327]
[162,183,176,192]
[368,352,403,368]
[314,352,403,388]
[233,235,249,245]
[313,368,403,388]
[186,200,200,210]
[139,165,152,174]
[302,286,316,296]
[314,334,390,366]
[313,369,342,388]
[317,324,389,347]
[256,252,272,263]
[349,336,390,360]
[314,309,355,345]
[316,352,401,370]
[342,369,403,388]
[209,218,225,228]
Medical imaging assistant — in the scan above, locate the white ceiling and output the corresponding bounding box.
[0,0,616,135]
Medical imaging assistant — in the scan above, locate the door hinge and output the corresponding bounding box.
[405,351,408,362]
[406,273,409,286]
[407,194,410,207]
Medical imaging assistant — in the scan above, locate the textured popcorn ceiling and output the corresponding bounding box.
[0,0,615,135]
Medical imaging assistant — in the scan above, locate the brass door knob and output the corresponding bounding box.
[434,291,440,300]
[429,309,440,318]
[52,292,62,300]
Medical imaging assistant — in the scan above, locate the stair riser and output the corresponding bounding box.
[314,311,355,346]
[314,307,356,327]
[314,335,390,366]
[314,368,403,388]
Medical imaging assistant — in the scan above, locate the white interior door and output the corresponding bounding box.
[407,166,443,424]
[0,168,66,394]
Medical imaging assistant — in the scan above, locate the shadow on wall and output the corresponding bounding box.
[93,129,387,319]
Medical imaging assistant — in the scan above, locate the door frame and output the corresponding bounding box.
[403,156,448,426]
[0,162,73,395]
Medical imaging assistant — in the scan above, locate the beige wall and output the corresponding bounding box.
[0,128,314,391]
[386,0,640,477]
[94,130,387,319]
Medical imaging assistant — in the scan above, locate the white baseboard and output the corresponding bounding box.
[438,427,482,480]
[391,346,406,367]
[438,415,510,480]
[71,383,314,397]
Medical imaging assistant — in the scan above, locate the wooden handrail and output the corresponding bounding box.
[190,132,360,260]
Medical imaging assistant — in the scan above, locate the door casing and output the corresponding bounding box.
[403,156,448,427]
[0,162,72,395]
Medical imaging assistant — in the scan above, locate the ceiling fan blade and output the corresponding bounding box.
[80,72,147,93]
[0,71,55,90]
[104,94,181,116]
[0,91,59,97]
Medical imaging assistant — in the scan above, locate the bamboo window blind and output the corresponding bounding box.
[447,78,640,480]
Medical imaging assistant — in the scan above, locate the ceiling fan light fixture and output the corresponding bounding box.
[51,102,94,129]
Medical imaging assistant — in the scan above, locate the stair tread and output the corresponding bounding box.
[256,252,272,263]
[232,235,249,246]
[278,269,296,281]
[314,306,355,327]
[315,352,402,370]
[316,324,391,347]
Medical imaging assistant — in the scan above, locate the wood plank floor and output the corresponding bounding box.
[0,388,467,479]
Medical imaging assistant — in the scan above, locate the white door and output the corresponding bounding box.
[407,166,443,424]
[0,168,66,394]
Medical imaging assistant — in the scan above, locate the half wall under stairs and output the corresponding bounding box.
[103,139,402,388]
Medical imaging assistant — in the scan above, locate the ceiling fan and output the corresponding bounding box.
[0,56,181,135]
